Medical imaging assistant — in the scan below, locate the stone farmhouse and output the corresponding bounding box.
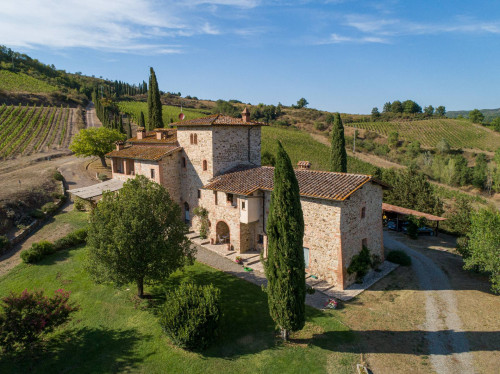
[106,109,387,289]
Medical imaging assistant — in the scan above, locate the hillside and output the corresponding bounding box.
[339,118,500,151]
[447,108,500,121]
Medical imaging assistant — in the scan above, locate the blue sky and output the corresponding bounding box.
[2,0,500,113]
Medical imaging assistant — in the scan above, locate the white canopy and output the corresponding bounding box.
[68,179,124,200]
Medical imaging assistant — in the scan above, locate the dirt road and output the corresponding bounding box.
[383,232,475,374]
[85,102,102,128]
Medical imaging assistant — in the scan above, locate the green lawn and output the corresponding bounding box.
[262,126,379,175]
[0,239,358,373]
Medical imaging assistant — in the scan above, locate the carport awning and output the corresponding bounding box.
[382,203,446,221]
[68,179,124,200]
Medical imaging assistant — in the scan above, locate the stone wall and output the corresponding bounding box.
[159,151,182,205]
[340,182,384,288]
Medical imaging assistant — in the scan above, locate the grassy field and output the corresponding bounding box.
[0,230,358,373]
[262,126,379,175]
[347,118,500,151]
[117,101,210,126]
[0,70,59,94]
[0,104,74,159]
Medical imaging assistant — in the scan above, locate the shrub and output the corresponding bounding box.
[314,121,326,131]
[0,289,78,353]
[29,209,45,219]
[261,151,276,166]
[347,246,372,281]
[41,202,58,215]
[53,228,88,251]
[21,241,55,264]
[160,283,221,350]
[386,250,412,266]
[0,235,11,253]
[73,196,88,211]
[97,173,108,181]
[53,171,64,181]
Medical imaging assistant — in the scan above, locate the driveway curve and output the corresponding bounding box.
[384,231,475,374]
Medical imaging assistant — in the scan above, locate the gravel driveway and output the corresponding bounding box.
[384,231,475,374]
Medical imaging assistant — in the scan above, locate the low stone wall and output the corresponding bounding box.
[5,178,67,250]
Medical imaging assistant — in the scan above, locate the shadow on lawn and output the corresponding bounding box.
[151,266,278,359]
[0,327,150,373]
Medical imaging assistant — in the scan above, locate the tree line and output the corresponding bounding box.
[370,100,446,121]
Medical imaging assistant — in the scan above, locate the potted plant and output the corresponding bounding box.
[235,256,243,265]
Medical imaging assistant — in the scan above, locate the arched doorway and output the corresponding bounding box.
[216,221,230,244]
[184,202,190,224]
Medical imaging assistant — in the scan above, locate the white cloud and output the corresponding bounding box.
[0,0,256,54]
[318,33,389,44]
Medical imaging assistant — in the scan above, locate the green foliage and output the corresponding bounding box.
[469,109,485,124]
[147,67,163,130]
[70,127,126,167]
[73,196,89,211]
[347,246,372,280]
[0,235,11,253]
[295,98,308,109]
[402,100,422,114]
[371,107,380,121]
[424,105,434,116]
[160,283,221,350]
[386,250,412,266]
[41,202,58,215]
[382,167,443,216]
[20,240,56,263]
[464,208,500,293]
[263,141,305,340]
[0,70,58,93]
[261,150,276,166]
[330,113,347,173]
[491,117,500,132]
[391,100,403,113]
[436,106,446,116]
[213,100,240,117]
[436,138,451,154]
[193,207,209,239]
[53,170,64,181]
[139,111,145,128]
[446,196,473,236]
[472,153,488,189]
[387,131,399,149]
[117,101,206,125]
[314,121,327,131]
[0,289,78,353]
[53,228,88,251]
[85,175,195,297]
[406,216,419,239]
[250,104,282,123]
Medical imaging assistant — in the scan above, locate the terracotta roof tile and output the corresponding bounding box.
[106,144,181,161]
[171,114,267,127]
[382,203,446,221]
[204,165,384,201]
[128,129,177,144]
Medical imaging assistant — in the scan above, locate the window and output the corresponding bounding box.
[362,238,367,249]
[258,235,264,244]
[361,207,366,219]
[241,201,246,210]
[190,134,193,144]
[197,189,201,199]
[227,193,234,206]
[214,191,218,205]
[303,247,310,268]
[150,169,155,179]
[182,157,186,168]
[202,160,207,171]
[194,133,198,144]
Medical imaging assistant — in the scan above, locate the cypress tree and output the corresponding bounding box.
[263,141,305,341]
[147,67,163,130]
[139,111,145,128]
[330,112,347,172]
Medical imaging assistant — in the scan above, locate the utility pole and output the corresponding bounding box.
[353,125,356,153]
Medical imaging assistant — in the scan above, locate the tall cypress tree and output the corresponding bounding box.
[139,111,145,128]
[147,67,163,130]
[263,141,305,341]
[330,112,347,172]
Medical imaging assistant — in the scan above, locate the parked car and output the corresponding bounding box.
[386,220,397,231]
[418,226,434,236]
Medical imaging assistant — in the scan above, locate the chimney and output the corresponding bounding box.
[115,141,125,151]
[297,161,311,170]
[137,127,146,140]
[242,107,250,122]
